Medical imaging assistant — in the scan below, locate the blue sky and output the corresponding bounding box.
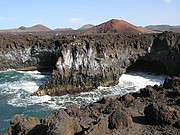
[0,0,179,29]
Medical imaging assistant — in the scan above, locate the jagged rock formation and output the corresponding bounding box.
[0,32,180,96]
[34,34,154,96]
[0,35,59,71]
[5,75,180,135]
[34,32,180,96]
[1,31,180,135]
[129,32,180,75]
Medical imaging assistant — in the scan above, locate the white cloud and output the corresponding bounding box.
[163,0,173,3]
[69,18,85,24]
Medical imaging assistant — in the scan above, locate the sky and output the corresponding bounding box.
[0,0,179,30]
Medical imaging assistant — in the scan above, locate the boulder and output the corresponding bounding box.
[144,103,179,125]
[86,116,110,135]
[164,76,180,90]
[139,85,155,98]
[8,114,41,135]
[47,109,81,135]
[108,109,134,129]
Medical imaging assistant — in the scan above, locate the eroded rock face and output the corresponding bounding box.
[0,32,180,96]
[142,32,180,75]
[33,34,154,96]
[34,32,180,96]
[0,35,59,71]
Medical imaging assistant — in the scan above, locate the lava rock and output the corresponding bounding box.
[47,109,82,135]
[139,85,156,98]
[164,76,180,89]
[109,109,134,129]
[8,114,41,135]
[144,103,179,125]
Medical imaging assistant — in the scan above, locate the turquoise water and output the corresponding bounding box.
[0,70,166,133]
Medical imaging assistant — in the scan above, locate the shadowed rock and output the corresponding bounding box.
[144,103,179,125]
[7,114,41,135]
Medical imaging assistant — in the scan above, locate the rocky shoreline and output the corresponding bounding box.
[1,32,179,96]
[34,32,180,96]
[5,76,180,135]
[1,32,180,134]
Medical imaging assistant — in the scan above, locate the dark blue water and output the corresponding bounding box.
[0,70,166,133]
[0,71,54,133]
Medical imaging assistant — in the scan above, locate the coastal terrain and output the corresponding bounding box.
[0,19,179,134]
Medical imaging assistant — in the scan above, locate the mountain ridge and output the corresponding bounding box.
[145,25,180,32]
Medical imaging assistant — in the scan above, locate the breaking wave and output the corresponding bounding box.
[0,70,166,133]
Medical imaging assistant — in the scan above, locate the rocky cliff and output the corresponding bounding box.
[34,34,155,96]
[0,34,58,71]
[34,32,180,96]
[0,32,180,96]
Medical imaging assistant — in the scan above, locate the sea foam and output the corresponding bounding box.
[0,70,167,133]
[1,71,166,110]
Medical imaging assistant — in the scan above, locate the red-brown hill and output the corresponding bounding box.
[85,19,155,34]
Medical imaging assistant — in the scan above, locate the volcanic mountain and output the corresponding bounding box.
[78,24,94,31]
[19,24,51,32]
[85,19,155,34]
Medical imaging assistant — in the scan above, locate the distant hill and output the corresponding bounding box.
[54,28,74,31]
[78,24,94,31]
[19,24,51,32]
[85,19,155,34]
[145,25,180,32]
[145,25,172,31]
[0,24,52,33]
[168,28,180,33]
[173,25,180,28]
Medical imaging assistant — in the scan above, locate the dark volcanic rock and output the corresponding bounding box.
[6,76,180,135]
[34,32,180,96]
[141,32,180,75]
[46,109,81,135]
[0,34,59,71]
[0,32,180,97]
[7,114,43,135]
[144,103,179,125]
[164,76,180,89]
[32,34,154,96]
[109,109,134,129]
[2,32,180,135]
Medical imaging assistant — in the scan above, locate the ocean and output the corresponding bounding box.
[0,70,166,133]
